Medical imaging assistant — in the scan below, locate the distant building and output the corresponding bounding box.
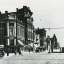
[34,33,40,49]
[35,28,46,46]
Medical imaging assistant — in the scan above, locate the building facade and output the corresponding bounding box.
[27,17,34,44]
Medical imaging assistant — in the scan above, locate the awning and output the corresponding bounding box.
[17,40,24,46]
[24,45,33,50]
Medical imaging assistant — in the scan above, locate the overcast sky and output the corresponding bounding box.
[0,0,64,46]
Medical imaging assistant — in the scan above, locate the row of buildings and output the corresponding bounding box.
[0,6,47,51]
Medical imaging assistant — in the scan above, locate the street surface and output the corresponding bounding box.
[0,51,64,64]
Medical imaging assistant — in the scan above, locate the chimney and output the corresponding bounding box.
[0,11,1,15]
[5,11,8,18]
[5,11,8,14]
[16,8,18,12]
[0,11,1,19]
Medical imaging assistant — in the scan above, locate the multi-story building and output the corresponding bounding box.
[0,11,17,46]
[17,6,34,45]
[27,17,34,44]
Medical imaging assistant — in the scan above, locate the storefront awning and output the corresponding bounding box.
[17,40,24,46]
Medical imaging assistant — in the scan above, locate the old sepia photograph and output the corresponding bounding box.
[0,0,64,64]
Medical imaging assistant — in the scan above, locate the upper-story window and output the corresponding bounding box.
[9,23,14,36]
[8,14,15,19]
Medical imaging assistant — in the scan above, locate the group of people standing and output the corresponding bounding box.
[5,44,22,56]
[46,34,58,53]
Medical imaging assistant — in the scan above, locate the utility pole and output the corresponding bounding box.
[24,18,28,45]
[16,8,18,47]
[33,26,35,52]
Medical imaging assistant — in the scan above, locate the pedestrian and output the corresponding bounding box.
[17,45,23,55]
[28,48,30,54]
[46,35,51,53]
[7,46,9,56]
[46,36,50,50]
[51,38,54,53]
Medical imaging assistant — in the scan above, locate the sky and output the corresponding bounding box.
[0,0,64,46]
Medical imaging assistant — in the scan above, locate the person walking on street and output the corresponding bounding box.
[17,44,23,55]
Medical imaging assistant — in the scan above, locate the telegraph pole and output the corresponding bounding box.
[16,8,18,48]
[24,18,28,45]
[33,26,35,52]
